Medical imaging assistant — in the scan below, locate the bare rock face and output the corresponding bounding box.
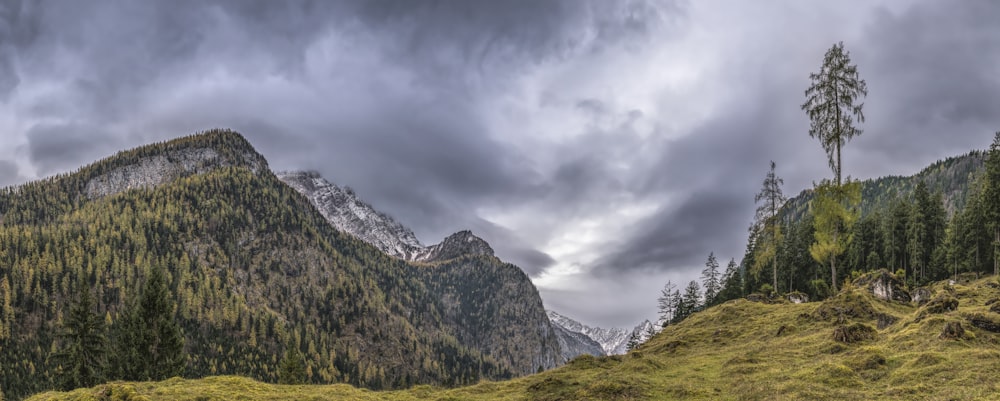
[85,147,264,199]
[278,172,495,264]
[787,292,809,304]
[853,270,910,303]
[277,171,425,259]
[911,287,932,305]
[414,230,495,263]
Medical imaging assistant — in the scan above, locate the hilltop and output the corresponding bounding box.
[28,272,1000,400]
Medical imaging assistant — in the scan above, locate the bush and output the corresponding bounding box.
[833,323,877,344]
[759,284,775,297]
[810,279,831,300]
[924,294,959,314]
[940,321,965,340]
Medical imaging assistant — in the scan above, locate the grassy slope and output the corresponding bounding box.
[29,276,1000,401]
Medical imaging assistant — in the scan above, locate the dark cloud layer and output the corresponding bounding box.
[1,0,998,327]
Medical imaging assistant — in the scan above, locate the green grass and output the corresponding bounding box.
[29,276,1000,401]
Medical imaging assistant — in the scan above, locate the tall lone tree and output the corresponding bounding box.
[112,266,185,381]
[701,253,721,305]
[753,161,787,291]
[801,42,868,292]
[51,282,107,391]
[801,41,868,187]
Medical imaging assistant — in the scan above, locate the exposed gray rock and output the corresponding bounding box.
[279,171,495,264]
[278,171,425,259]
[853,269,910,302]
[787,292,809,304]
[414,230,494,263]
[85,147,264,199]
[911,287,932,305]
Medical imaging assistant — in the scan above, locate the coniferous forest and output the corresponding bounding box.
[0,130,558,400]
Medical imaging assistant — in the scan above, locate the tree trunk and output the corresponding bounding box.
[831,232,839,293]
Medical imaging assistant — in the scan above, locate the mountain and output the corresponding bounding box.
[278,171,495,263]
[0,130,559,400]
[277,170,558,370]
[34,272,1000,401]
[546,310,658,356]
[782,150,985,223]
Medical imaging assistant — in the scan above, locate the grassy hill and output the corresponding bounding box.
[28,272,1000,401]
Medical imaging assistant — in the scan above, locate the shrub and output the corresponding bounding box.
[833,323,877,344]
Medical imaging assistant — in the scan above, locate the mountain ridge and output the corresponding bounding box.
[277,171,496,264]
[546,310,658,356]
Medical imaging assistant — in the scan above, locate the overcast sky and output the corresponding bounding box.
[2,0,999,328]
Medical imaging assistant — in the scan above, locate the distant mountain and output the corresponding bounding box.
[546,311,659,356]
[0,130,559,400]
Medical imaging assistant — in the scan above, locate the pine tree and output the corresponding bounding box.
[51,282,107,391]
[753,161,787,291]
[112,266,185,381]
[675,281,702,323]
[279,341,307,384]
[701,253,721,305]
[801,42,868,187]
[802,41,868,292]
[715,258,743,304]
[656,281,678,325]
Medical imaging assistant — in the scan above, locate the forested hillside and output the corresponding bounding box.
[727,146,999,305]
[0,130,558,400]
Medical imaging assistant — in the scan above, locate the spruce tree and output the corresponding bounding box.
[51,282,107,391]
[625,331,640,352]
[279,342,306,384]
[701,253,721,305]
[112,266,185,381]
[753,161,787,291]
[907,182,929,282]
[656,281,677,325]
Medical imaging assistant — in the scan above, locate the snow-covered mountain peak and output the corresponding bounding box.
[546,310,661,356]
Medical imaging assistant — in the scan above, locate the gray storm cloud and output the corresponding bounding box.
[1,0,998,327]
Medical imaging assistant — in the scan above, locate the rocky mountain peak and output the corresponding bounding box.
[279,171,499,264]
[84,129,267,199]
[413,230,495,263]
[277,171,426,259]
